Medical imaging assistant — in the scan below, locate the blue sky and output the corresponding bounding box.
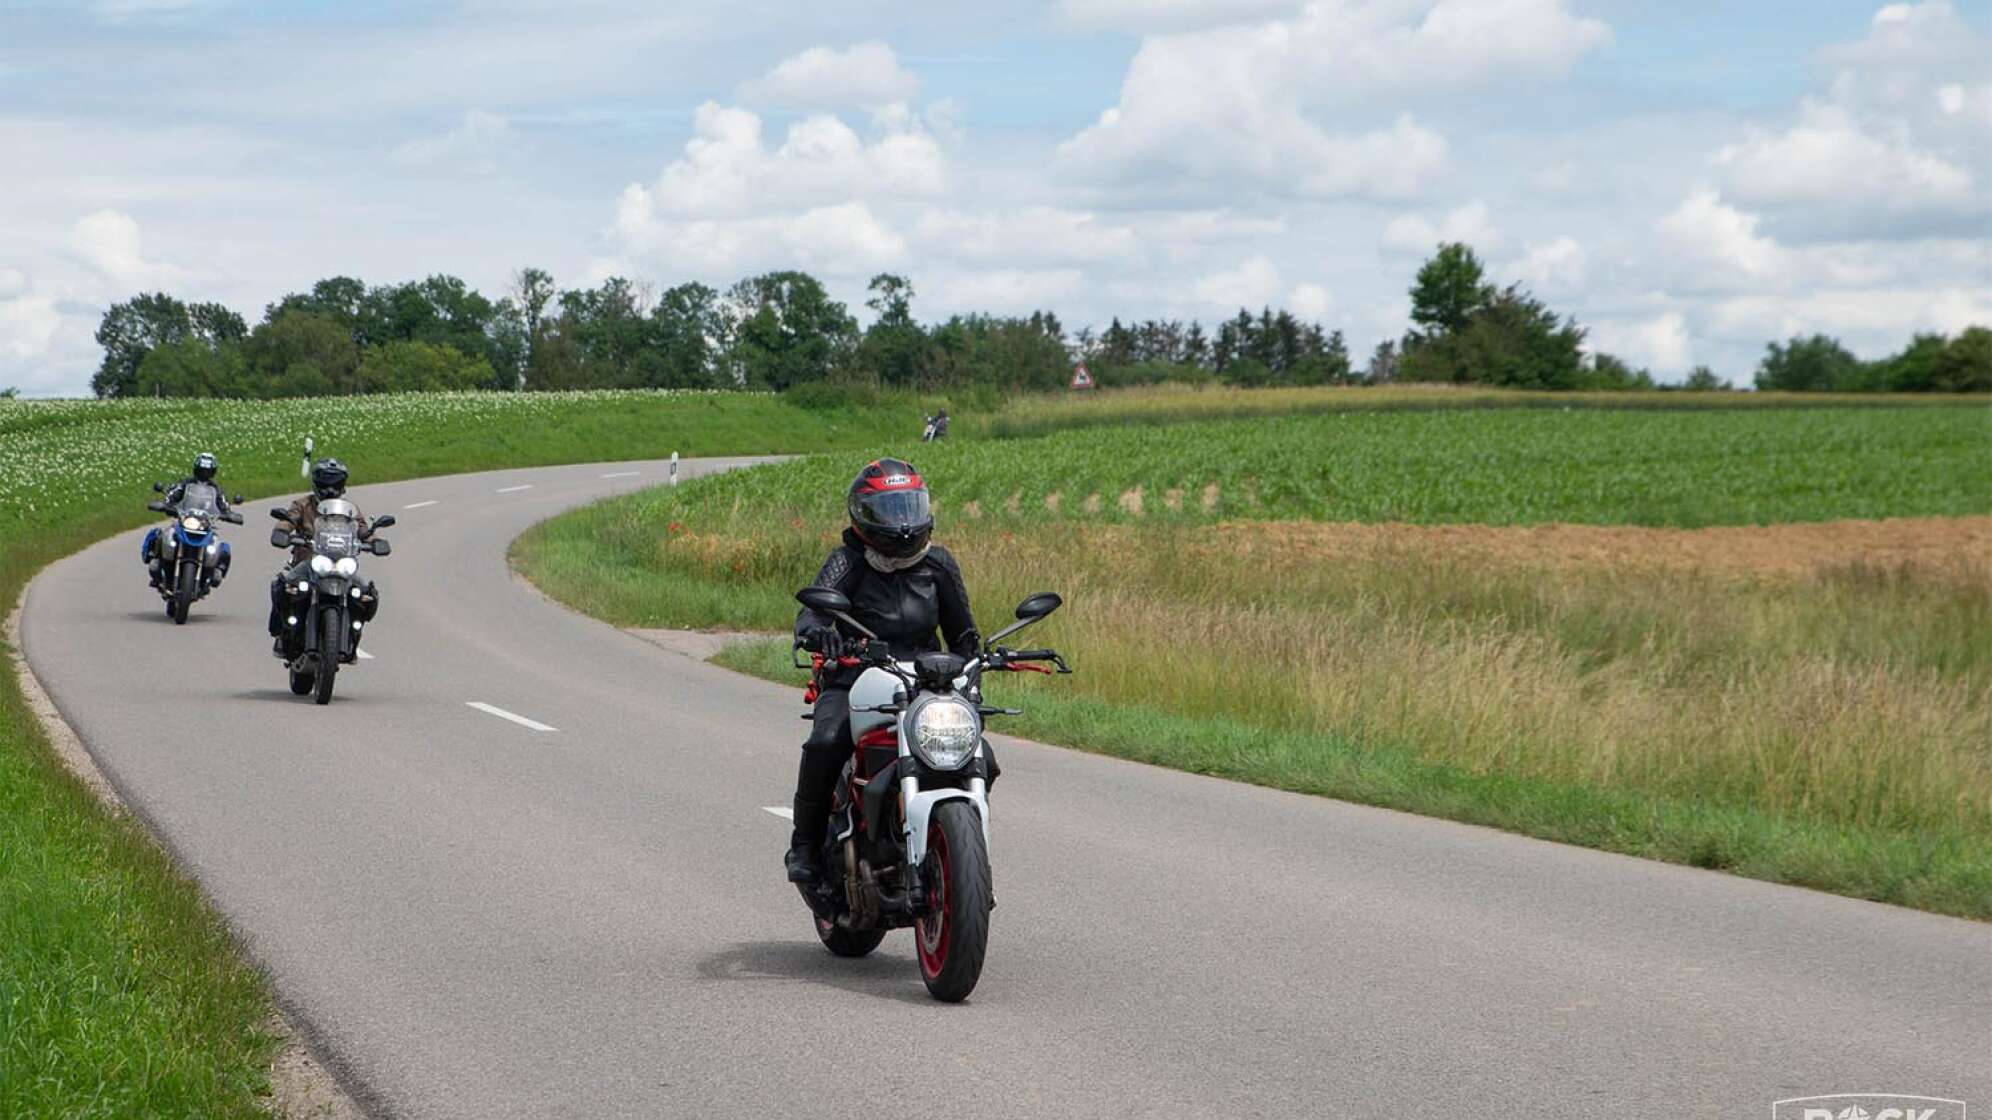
[1,0,1987,395]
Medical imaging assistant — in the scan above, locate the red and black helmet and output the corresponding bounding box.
[847,457,932,559]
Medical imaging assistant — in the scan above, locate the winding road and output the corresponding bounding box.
[20,460,1989,1119]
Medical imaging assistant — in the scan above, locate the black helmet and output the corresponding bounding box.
[847,457,932,559]
[192,452,218,482]
[311,458,349,500]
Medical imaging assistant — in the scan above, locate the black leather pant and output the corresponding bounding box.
[790,689,852,849]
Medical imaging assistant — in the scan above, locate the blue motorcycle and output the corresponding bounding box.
[143,479,244,624]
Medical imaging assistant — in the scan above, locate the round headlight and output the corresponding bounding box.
[334,557,358,577]
[180,515,204,531]
[309,554,335,575]
[910,697,980,770]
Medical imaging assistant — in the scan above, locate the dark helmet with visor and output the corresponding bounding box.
[847,457,932,559]
[192,451,218,482]
[311,458,349,501]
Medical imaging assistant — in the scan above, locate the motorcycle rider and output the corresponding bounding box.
[786,457,982,883]
[147,452,234,589]
[269,458,379,656]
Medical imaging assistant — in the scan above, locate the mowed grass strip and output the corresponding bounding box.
[0,389,918,1118]
[513,405,1992,918]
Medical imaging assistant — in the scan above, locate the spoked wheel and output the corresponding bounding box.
[312,617,338,705]
[815,915,886,958]
[170,562,195,624]
[916,801,991,1002]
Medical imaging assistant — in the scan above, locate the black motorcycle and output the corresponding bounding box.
[269,503,393,704]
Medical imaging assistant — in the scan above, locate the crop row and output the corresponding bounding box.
[642,406,1992,532]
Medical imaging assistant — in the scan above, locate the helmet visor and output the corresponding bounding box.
[854,488,930,533]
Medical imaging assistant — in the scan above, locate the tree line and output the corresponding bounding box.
[87,248,1988,399]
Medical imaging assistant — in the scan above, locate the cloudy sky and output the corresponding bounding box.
[2,0,1987,395]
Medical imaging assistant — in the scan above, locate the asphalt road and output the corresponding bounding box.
[21,459,1990,1119]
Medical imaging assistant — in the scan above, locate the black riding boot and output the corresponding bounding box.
[786,795,829,883]
[786,689,852,883]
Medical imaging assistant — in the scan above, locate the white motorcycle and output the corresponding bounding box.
[792,585,1068,1002]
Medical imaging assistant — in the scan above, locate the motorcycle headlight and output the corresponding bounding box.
[180,515,205,532]
[309,554,335,575]
[334,557,358,577]
[909,696,980,771]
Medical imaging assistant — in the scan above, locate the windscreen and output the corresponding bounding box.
[313,513,360,559]
[177,481,222,515]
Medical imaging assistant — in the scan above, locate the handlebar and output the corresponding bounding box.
[147,501,169,513]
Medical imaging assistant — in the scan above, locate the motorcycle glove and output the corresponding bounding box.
[802,626,844,661]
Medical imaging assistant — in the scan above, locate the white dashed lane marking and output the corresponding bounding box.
[761,806,794,821]
[357,649,375,660]
[402,500,437,509]
[494,485,533,494]
[599,471,641,479]
[466,702,558,732]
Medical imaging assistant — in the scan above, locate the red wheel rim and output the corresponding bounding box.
[916,822,950,979]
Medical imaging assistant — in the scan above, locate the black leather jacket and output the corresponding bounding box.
[796,529,980,689]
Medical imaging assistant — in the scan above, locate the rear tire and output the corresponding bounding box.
[815,918,886,958]
[288,661,314,695]
[171,562,195,624]
[312,615,338,705]
[916,801,991,1002]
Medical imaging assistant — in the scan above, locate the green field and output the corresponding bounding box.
[0,389,915,1118]
[515,403,1992,918]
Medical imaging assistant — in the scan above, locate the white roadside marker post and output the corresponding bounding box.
[670,451,679,487]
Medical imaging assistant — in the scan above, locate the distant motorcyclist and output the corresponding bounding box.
[148,452,234,588]
[921,410,950,442]
[269,459,378,654]
[786,457,981,883]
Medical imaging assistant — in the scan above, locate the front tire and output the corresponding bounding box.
[312,614,338,704]
[916,801,991,1002]
[171,561,195,624]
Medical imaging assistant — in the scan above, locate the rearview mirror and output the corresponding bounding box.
[232,493,244,504]
[371,538,391,556]
[152,482,164,492]
[370,514,397,531]
[796,587,854,615]
[1015,592,1062,621]
[269,527,293,549]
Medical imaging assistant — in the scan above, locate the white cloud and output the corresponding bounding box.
[1588,311,1692,373]
[1715,101,1975,220]
[1288,282,1333,319]
[390,110,517,175]
[1192,254,1281,309]
[915,207,1135,265]
[1380,200,1500,254]
[641,101,944,220]
[741,42,921,108]
[71,209,183,289]
[1056,0,1302,32]
[1512,236,1586,295]
[1058,0,1605,199]
[1657,190,1783,281]
[1710,1,1989,239]
[0,295,63,362]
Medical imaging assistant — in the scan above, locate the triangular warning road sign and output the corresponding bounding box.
[1070,363,1095,389]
